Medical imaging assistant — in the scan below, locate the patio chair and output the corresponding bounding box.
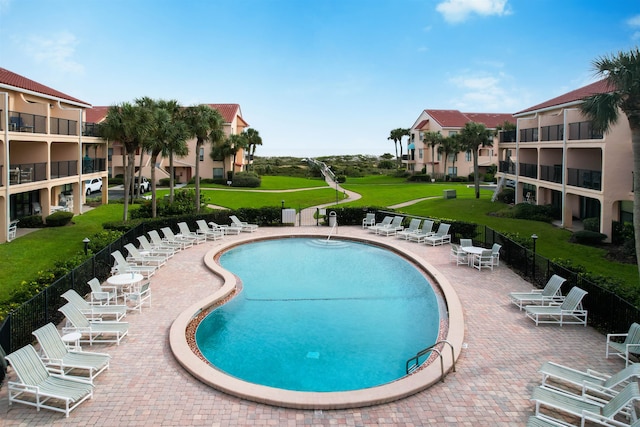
[368,216,392,233]
[459,238,473,248]
[607,322,640,367]
[424,223,452,246]
[32,323,110,384]
[407,219,435,243]
[525,286,588,326]
[230,215,259,232]
[137,235,175,259]
[362,213,376,229]
[209,221,242,235]
[472,249,494,271]
[8,219,18,241]
[61,290,127,321]
[5,344,94,417]
[539,361,640,396]
[397,219,421,239]
[526,414,577,427]
[87,278,118,305]
[124,243,166,267]
[161,227,194,249]
[531,381,639,425]
[491,243,502,266]
[59,302,129,346]
[376,216,404,236]
[177,221,206,244]
[449,244,468,266]
[111,250,156,278]
[196,219,224,241]
[148,229,183,251]
[509,274,566,310]
[125,281,151,313]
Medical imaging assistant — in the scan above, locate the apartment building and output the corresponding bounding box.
[102,103,250,183]
[0,68,108,243]
[496,79,632,241]
[408,109,514,178]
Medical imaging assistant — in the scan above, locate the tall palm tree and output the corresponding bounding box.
[438,136,456,181]
[100,102,153,220]
[449,133,461,178]
[181,105,225,213]
[210,137,234,179]
[227,133,249,178]
[422,131,443,177]
[388,128,409,168]
[243,128,262,171]
[460,122,493,199]
[579,47,640,275]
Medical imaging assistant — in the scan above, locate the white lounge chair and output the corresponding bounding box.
[424,223,452,246]
[376,216,404,236]
[509,275,566,311]
[407,219,435,243]
[161,227,194,249]
[230,215,258,232]
[177,221,206,244]
[539,361,640,396]
[137,235,175,259]
[525,286,588,326]
[368,216,392,233]
[61,289,127,321]
[196,219,224,240]
[397,219,421,239]
[362,213,376,229]
[5,344,94,417]
[59,302,129,346]
[32,323,110,384]
[87,277,118,306]
[148,229,183,251]
[111,250,156,278]
[124,243,166,267]
[607,322,640,367]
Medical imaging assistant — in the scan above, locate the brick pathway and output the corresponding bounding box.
[0,226,623,426]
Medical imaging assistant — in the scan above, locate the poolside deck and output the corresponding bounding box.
[0,226,624,426]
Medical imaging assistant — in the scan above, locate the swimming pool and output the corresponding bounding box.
[195,238,441,392]
[170,231,464,409]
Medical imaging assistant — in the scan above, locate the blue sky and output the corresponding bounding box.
[1,0,639,157]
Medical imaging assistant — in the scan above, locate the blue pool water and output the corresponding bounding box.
[195,238,441,392]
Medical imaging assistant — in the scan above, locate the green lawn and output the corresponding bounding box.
[340,181,484,207]
[193,176,328,190]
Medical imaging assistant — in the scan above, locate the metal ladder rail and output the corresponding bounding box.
[327,223,337,241]
[405,340,456,382]
[491,175,506,202]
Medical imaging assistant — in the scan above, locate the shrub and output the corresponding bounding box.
[512,203,557,222]
[484,173,495,183]
[45,211,73,227]
[158,178,170,187]
[87,230,124,253]
[231,172,261,188]
[496,188,515,204]
[18,215,44,228]
[109,176,124,186]
[582,217,600,232]
[131,189,204,219]
[571,230,607,245]
[336,175,347,183]
[378,160,395,169]
[407,174,431,182]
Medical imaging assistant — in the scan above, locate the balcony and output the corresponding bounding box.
[540,125,564,142]
[540,165,562,183]
[499,161,516,174]
[569,121,604,140]
[83,122,102,137]
[519,162,538,179]
[567,168,601,190]
[82,157,106,173]
[520,128,538,143]
[4,111,79,136]
[51,160,78,179]
[8,162,47,185]
[499,130,516,143]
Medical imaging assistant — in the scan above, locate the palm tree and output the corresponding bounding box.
[449,134,461,179]
[243,128,262,171]
[227,133,249,178]
[438,136,457,181]
[460,122,493,199]
[210,137,234,179]
[100,102,153,220]
[388,128,409,168]
[181,105,225,213]
[422,131,443,177]
[579,47,640,275]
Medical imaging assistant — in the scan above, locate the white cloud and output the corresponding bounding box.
[436,0,511,24]
[627,14,640,27]
[21,31,84,74]
[448,71,521,111]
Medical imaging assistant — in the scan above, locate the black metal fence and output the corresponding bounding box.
[1,217,639,354]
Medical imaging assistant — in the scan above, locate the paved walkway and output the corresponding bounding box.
[0,226,624,426]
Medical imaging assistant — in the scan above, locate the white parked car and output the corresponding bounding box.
[133,176,150,193]
[85,177,102,195]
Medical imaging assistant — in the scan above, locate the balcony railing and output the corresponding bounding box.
[499,161,516,174]
[8,162,47,184]
[540,125,564,142]
[3,111,87,136]
[83,122,102,137]
[499,130,516,143]
[540,165,563,183]
[519,162,538,179]
[51,160,78,178]
[50,117,78,136]
[569,121,604,140]
[567,168,602,190]
[82,157,106,173]
[520,128,538,142]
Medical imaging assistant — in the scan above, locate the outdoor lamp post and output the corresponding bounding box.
[531,234,538,280]
[83,237,90,255]
[281,200,285,210]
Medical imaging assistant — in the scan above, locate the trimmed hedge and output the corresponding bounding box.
[571,230,607,245]
[45,211,73,227]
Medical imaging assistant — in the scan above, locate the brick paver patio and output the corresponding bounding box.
[0,226,624,426]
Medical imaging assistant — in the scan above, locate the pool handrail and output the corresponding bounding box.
[406,340,456,382]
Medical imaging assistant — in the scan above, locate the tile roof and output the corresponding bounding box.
[85,106,109,123]
[207,103,246,125]
[515,79,614,115]
[0,67,90,107]
[415,119,430,129]
[423,109,514,129]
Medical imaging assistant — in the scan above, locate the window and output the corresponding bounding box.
[418,149,423,159]
[465,150,472,161]
[447,166,457,176]
[437,152,442,161]
[199,147,204,161]
[449,131,457,136]
[213,168,224,179]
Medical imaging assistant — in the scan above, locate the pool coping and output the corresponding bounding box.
[169,231,465,409]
